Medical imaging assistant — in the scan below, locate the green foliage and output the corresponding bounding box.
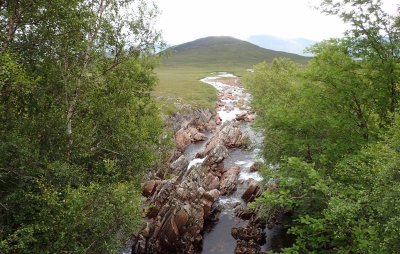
[0,0,163,252]
[155,36,310,112]
[246,1,400,252]
[245,54,372,166]
[161,36,310,69]
[255,123,400,253]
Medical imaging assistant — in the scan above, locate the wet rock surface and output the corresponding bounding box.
[170,155,190,173]
[133,165,220,254]
[242,179,262,203]
[130,73,272,254]
[201,121,248,157]
[219,165,240,195]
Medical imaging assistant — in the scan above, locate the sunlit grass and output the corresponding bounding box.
[153,37,310,113]
[154,66,249,113]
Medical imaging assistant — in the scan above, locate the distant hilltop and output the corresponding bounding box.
[160,36,311,69]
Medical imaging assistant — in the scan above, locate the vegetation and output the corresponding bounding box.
[0,0,163,253]
[245,0,400,252]
[155,36,310,112]
[155,67,218,112]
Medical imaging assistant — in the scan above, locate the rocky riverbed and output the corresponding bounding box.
[130,73,272,254]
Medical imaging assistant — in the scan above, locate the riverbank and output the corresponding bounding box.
[131,73,271,254]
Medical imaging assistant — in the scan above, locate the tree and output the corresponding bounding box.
[320,0,400,124]
[0,0,164,252]
[246,0,400,252]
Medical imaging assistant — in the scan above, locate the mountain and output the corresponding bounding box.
[247,35,317,56]
[160,36,310,69]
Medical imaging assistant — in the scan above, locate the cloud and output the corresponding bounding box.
[153,0,394,45]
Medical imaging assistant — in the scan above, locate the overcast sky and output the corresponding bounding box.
[153,0,398,45]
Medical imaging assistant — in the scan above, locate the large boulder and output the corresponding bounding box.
[202,144,229,168]
[133,165,219,254]
[188,127,208,142]
[249,162,262,172]
[175,128,191,152]
[205,173,220,190]
[232,217,267,254]
[170,155,190,173]
[241,180,262,203]
[202,121,248,156]
[142,180,161,198]
[219,165,240,195]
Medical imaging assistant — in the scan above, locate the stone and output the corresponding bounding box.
[234,205,254,220]
[235,112,247,121]
[215,115,222,125]
[202,144,229,167]
[134,165,218,253]
[188,127,207,142]
[249,162,262,172]
[220,165,241,195]
[175,128,191,152]
[170,155,190,173]
[241,180,261,203]
[142,180,160,197]
[205,120,217,131]
[205,173,220,190]
[202,122,248,157]
[174,209,189,234]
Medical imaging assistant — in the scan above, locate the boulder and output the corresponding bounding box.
[175,128,191,152]
[220,165,240,195]
[170,155,190,173]
[202,121,248,156]
[235,112,247,122]
[188,127,207,142]
[234,205,254,220]
[133,165,219,254]
[142,180,160,197]
[241,180,261,203]
[202,144,229,167]
[249,162,262,172]
[215,115,222,125]
[233,216,267,254]
[205,120,217,131]
[205,173,220,190]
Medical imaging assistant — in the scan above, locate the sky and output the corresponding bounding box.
[153,0,399,45]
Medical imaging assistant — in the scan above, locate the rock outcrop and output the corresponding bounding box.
[133,165,221,254]
[170,109,216,153]
[170,155,190,173]
[232,217,266,254]
[219,165,240,195]
[241,179,262,203]
[201,121,248,156]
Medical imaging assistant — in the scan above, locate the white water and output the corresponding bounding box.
[201,75,251,124]
[187,157,206,170]
[201,73,269,254]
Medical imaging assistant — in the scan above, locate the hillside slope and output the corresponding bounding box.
[160,36,310,69]
[155,36,310,111]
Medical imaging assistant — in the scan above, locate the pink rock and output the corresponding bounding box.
[220,165,240,195]
[175,128,191,152]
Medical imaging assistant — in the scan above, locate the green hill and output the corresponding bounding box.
[160,36,310,69]
[155,36,310,112]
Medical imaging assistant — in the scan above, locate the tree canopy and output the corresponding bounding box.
[245,0,400,252]
[0,0,164,252]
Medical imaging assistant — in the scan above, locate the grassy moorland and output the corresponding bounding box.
[154,36,310,112]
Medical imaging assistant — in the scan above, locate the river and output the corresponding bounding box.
[198,73,276,253]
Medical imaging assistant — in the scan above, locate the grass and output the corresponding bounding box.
[154,67,218,113]
[154,36,310,113]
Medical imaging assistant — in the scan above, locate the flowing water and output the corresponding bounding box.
[199,73,273,253]
[121,72,277,254]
